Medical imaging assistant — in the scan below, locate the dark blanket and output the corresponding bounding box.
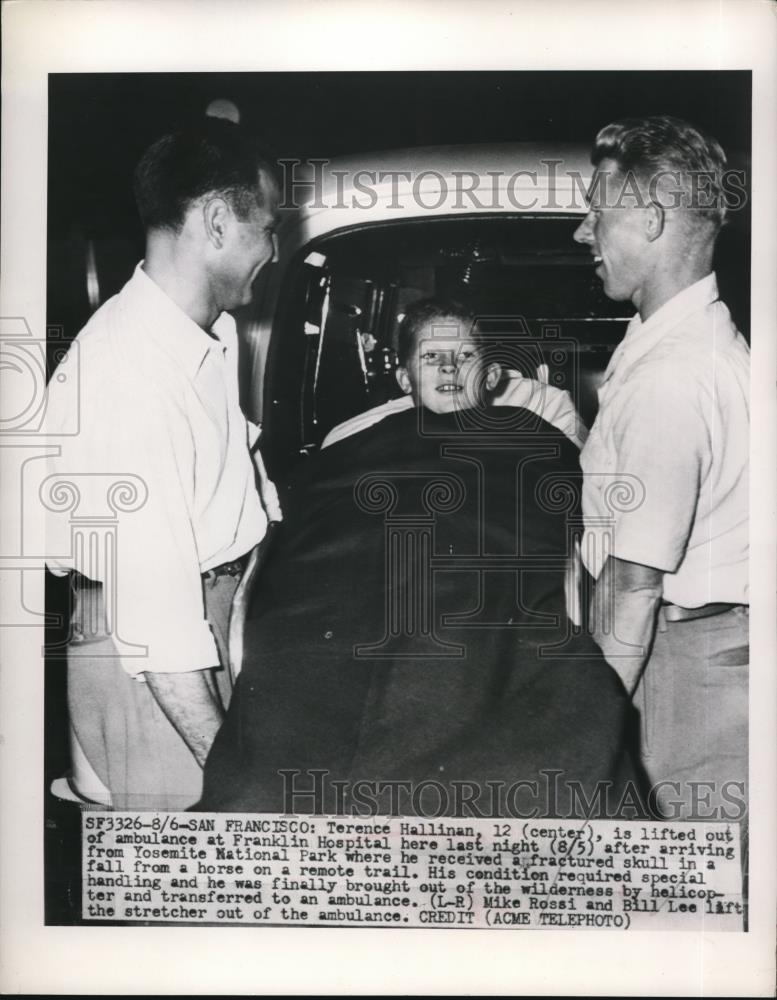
[200,406,645,817]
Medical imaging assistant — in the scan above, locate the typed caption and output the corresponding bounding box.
[81,812,744,930]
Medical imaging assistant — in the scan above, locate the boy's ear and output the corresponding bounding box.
[396,367,413,395]
[485,362,501,391]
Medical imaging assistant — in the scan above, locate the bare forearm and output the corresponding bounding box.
[145,669,225,766]
[592,556,664,695]
[252,445,283,523]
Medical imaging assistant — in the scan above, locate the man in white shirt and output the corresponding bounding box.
[45,119,281,808]
[574,116,749,821]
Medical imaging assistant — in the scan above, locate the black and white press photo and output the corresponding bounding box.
[42,66,751,899]
[2,2,775,996]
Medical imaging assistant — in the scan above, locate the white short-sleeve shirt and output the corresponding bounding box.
[45,264,267,675]
[580,273,749,608]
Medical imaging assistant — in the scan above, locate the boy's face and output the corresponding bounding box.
[396,316,501,414]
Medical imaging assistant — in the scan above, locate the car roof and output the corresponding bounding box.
[279,142,595,246]
[306,141,592,179]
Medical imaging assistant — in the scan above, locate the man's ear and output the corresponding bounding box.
[645,201,665,243]
[203,197,230,249]
[485,362,501,391]
[396,367,412,395]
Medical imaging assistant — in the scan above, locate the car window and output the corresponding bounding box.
[262,214,633,482]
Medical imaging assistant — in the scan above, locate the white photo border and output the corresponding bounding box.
[1,1,775,995]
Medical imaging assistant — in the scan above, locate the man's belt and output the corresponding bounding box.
[67,560,245,644]
[661,601,746,623]
[202,558,246,583]
[72,560,246,586]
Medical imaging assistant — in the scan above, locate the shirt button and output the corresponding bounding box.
[324,630,334,639]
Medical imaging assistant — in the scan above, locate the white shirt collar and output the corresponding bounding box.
[603,272,720,383]
[128,263,232,379]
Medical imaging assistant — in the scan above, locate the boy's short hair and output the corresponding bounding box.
[396,298,478,365]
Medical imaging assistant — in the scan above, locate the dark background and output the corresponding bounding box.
[49,70,752,236]
[48,71,751,344]
[45,70,752,923]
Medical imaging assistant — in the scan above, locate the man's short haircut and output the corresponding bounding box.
[592,115,728,230]
[133,117,278,233]
[397,298,478,365]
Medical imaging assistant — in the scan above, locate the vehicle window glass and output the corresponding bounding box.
[264,215,630,480]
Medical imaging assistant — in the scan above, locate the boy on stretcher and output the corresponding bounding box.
[322,298,587,450]
[199,298,644,818]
